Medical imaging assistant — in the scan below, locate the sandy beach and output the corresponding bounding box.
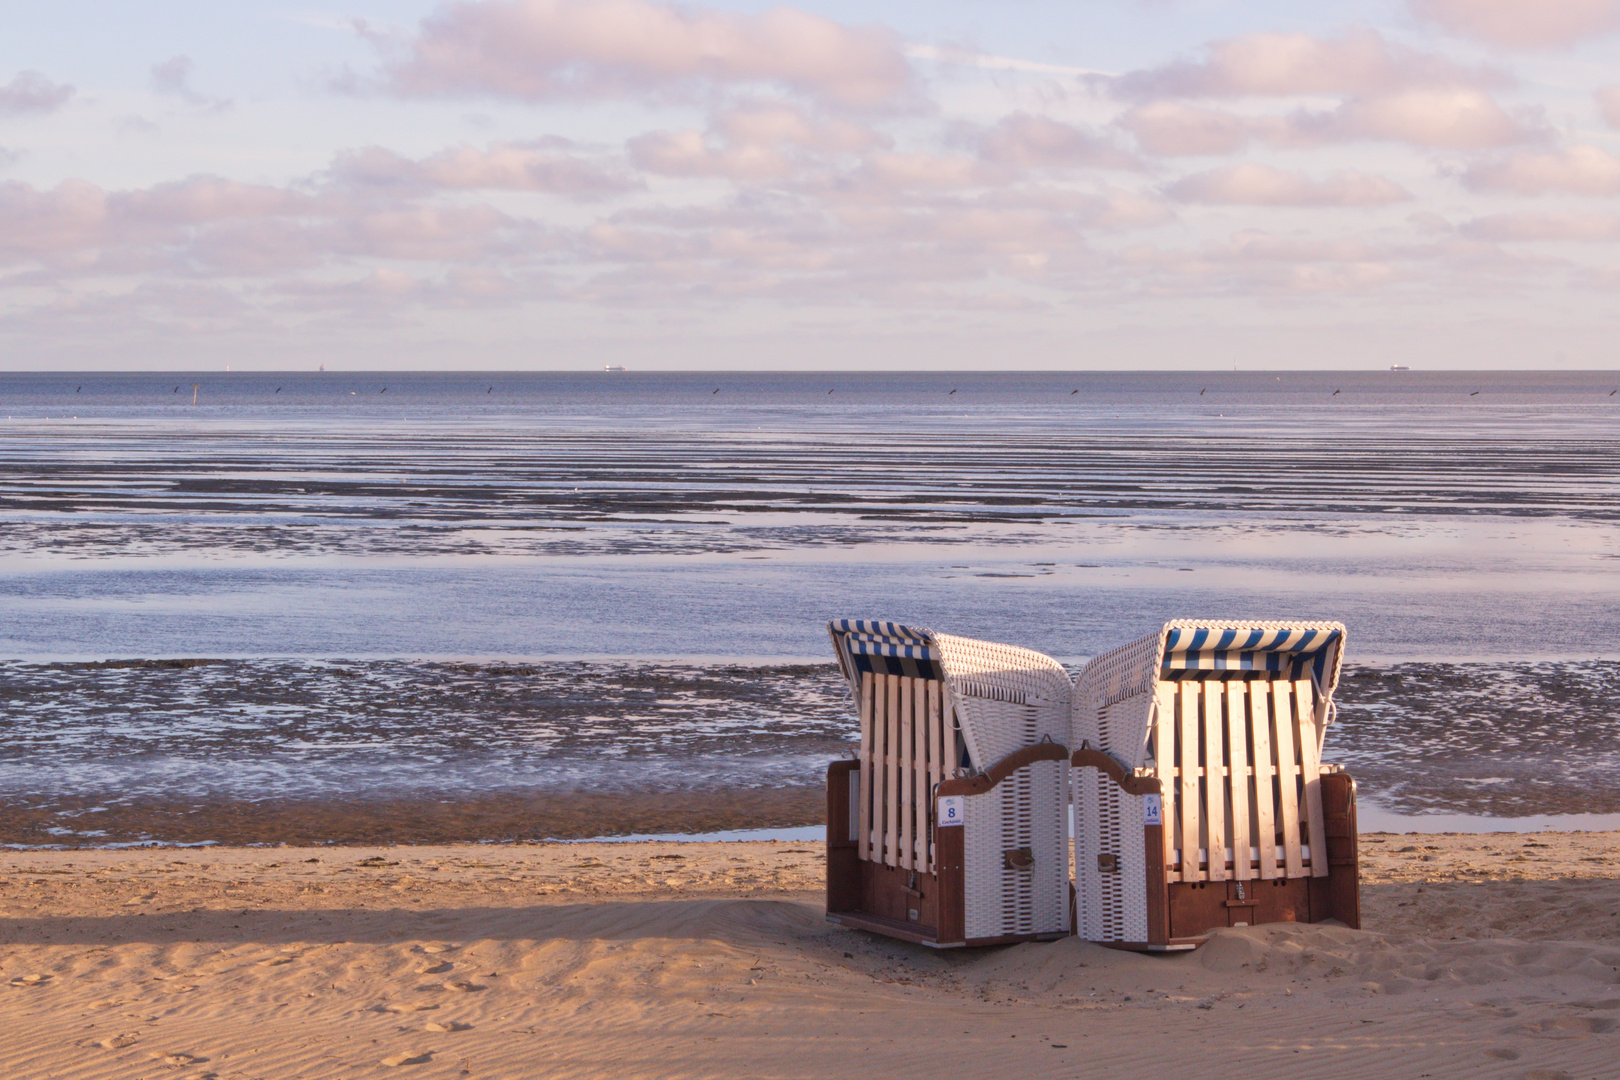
[3,831,1619,1079]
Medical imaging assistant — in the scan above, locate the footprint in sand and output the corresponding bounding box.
[442,980,485,992]
[416,962,453,974]
[424,1021,472,1032]
[257,956,295,967]
[84,1033,140,1050]
[381,1003,439,1013]
[381,1051,433,1066]
[8,974,51,988]
[1483,1047,1520,1060]
[149,1052,208,1066]
[417,944,458,954]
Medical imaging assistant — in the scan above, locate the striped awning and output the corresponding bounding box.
[828,620,933,656]
[828,619,940,686]
[1161,624,1342,687]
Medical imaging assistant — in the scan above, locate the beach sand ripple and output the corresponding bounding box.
[3,835,1620,1078]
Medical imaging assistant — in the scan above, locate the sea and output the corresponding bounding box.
[1,369,1617,843]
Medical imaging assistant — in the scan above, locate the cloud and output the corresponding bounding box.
[0,168,553,279]
[1410,0,1620,49]
[1118,90,1537,154]
[377,0,912,107]
[150,56,232,109]
[1167,164,1412,206]
[331,140,639,198]
[1599,84,1620,127]
[1463,145,1620,194]
[0,146,18,170]
[715,100,881,153]
[1118,102,1281,156]
[0,71,75,116]
[903,43,1106,78]
[629,128,793,179]
[972,112,1141,169]
[1331,87,1541,147]
[1110,28,1503,100]
[150,56,195,96]
[113,178,310,225]
[1461,211,1620,241]
[114,114,162,136]
[628,101,883,180]
[852,152,995,191]
[0,180,109,259]
[1115,233,1406,296]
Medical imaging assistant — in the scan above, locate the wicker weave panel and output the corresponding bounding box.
[933,632,1071,766]
[962,759,1068,940]
[962,788,1001,941]
[1074,630,1165,720]
[1073,768,1149,943]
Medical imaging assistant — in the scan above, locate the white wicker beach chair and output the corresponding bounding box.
[824,620,1071,947]
[1070,621,1360,950]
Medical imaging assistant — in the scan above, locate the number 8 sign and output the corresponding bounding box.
[937,794,965,827]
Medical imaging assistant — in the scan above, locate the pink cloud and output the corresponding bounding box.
[1116,236,1405,296]
[1461,211,1620,241]
[1111,29,1503,100]
[855,152,992,191]
[628,101,883,179]
[715,100,881,153]
[1411,0,1620,49]
[973,112,1140,170]
[1463,145,1620,194]
[112,178,308,225]
[332,141,638,198]
[629,129,793,179]
[1118,102,1278,156]
[0,71,75,116]
[379,0,911,107]
[1167,164,1412,206]
[1121,88,1539,154]
[1333,88,1540,147]
[0,180,108,259]
[1598,84,1620,127]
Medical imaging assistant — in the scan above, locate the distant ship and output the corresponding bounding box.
[604,365,627,371]
[1389,365,1410,371]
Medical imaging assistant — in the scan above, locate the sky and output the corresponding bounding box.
[2,0,1620,370]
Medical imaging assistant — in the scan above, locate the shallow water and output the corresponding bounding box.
[3,657,1618,844]
[2,370,1617,841]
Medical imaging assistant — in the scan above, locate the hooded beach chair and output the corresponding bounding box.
[824,620,1071,947]
[1070,621,1360,950]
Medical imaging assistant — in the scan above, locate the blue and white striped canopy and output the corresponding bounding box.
[828,619,940,685]
[830,619,935,660]
[1161,624,1342,687]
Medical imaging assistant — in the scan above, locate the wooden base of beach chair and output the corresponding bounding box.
[1095,771,1361,951]
[825,758,1070,949]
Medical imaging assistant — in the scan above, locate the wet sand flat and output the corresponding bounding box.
[6,658,1620,848]
[4,833,1620,1079]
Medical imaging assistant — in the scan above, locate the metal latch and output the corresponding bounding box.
[1004,847,1035,870]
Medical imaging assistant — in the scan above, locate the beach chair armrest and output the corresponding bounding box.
[1071,747,1162,796]
[936,742,1070,797]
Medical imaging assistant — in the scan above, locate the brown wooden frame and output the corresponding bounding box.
[827,741,1071,948]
